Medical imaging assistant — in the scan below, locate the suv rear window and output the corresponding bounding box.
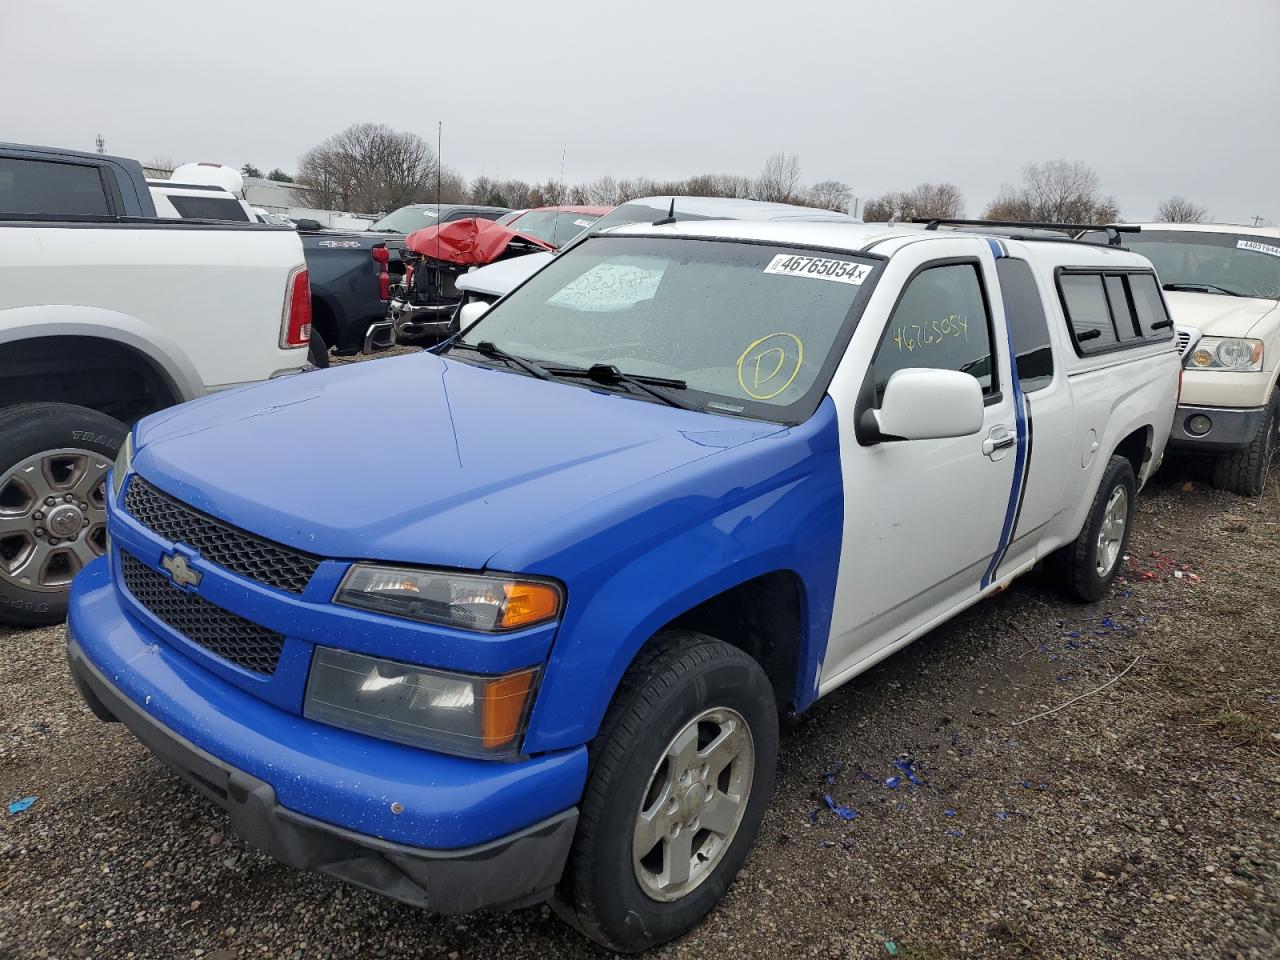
[0,157,110,217]
[1057,270,1172,354]
[167,195,250,222]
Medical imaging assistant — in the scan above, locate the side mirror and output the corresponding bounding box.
[295,218,322,231]
[457,299,490,329]
[867,368,984,442]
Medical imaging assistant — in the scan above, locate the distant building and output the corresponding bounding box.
[242,176,376,230]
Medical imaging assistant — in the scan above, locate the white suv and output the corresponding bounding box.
[1111,224,1280,494]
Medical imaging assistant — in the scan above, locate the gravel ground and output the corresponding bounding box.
[1,356,1276,958]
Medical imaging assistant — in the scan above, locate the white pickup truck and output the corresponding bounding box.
[1114,224,1280,495]
[0,142,310,626]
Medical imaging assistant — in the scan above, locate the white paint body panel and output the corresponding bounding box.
[0,224,308,394]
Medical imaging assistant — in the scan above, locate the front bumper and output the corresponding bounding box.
[389,297,457,344]
[68,636,576,912]
[1168,403,1266,453]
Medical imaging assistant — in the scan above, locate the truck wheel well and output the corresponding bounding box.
[1112,426,1152,483]
[661,571,805,711]
[0,336,180,424]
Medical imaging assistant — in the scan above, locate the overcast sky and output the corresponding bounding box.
[3,0,1276,223]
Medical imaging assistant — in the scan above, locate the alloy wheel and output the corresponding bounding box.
[1095,485,1128,577]
[632,706,754,902]
[0,448,110,592]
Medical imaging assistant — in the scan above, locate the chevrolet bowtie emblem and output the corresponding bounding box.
[160,552,202,588]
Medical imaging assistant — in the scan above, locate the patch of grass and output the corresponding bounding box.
[1200,701,1274,748]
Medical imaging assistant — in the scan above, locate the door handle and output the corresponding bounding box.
[982,430,1016,458]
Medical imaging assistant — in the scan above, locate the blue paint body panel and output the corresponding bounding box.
[71,349,848,846]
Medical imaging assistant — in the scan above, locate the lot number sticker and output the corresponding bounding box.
[764,254,870,285]
[1238,239,1280,259]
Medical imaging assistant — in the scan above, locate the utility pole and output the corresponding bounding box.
[1251,215,1264,227]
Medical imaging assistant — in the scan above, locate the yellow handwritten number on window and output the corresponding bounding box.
[737,333,804,400]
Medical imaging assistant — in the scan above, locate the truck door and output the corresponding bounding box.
[987,254,1072,576]
[821,239,1020,689]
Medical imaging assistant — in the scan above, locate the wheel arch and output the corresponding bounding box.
[0,306,204,420]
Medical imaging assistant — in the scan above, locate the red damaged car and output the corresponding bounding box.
[390,205,611,346]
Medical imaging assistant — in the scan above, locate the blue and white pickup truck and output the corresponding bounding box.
[67,218,1180,951]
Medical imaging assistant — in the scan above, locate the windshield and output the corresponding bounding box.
[509,210,605,248]
[368,206,441,233]
[452,236,880,422]
[1124,231,1280,299]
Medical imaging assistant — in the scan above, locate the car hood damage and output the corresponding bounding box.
[131,354,782,571]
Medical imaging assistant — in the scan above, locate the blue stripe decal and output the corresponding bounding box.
[986,237,1006,259]
[981,255,1027,589]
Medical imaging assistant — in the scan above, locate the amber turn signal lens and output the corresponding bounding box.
[482,668,538,749]
[499,582,561,629]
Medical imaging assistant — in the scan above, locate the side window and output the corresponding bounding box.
[1127,273,1174,340]
[1059,274,1118,350]
[0,157,110,217]
[995,258,1054,392]
[167,195,250,222]
[444,210,475,222]
[1104,275,1139,340]
[872,262,995,400]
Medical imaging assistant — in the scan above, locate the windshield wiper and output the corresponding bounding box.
[547,363,697,411]
[447,340,555,381]
[1163,282,1243,297]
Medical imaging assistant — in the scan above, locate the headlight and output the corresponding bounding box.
[303,646,538,757]
[334,564,562,632]
[110,431,134,497]
[1186,337,1263,371]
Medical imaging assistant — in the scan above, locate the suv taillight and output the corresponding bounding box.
[281,266,311,349]
[372,244,390,301]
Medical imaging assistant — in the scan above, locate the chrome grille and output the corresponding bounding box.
[122,477,320,594]
[119,551,284,675]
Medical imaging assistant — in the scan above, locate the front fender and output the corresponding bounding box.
[0,304,204,401]
[519,398,845,754]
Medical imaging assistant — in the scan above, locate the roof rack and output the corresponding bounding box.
[912,218,1140,247]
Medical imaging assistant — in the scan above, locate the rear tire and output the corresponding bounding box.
[1046,455,1136,603]
[1211,390,1278,497]
[555,631,778,953]
[0,403,125,626]
[308,329,330,368]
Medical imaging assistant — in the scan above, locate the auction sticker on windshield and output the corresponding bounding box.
[1238,239,1280,259]
[763,254,870,285]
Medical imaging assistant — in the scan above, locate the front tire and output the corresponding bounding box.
[1046,455,1136,603]
[0,403,125,626]
[1212,390,1278,497]
[556,631,778,953]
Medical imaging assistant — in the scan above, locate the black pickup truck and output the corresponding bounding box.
[300,203,508,363]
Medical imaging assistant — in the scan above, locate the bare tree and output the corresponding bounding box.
[981,184,1033,221]
[754,153,802,202]
[806,179,853,212]
[1155,196,1210,223]
[863,182,965,221]
[294,123,439,213]
[982,160,1118,224]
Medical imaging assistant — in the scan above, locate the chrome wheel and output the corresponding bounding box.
[1095,485,1128,577]
[0,448,110,593]
[632,707,754,902]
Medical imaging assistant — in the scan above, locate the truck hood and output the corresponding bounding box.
[456,251,554,297]
[132,354,781,570]
[1163,290,1278,338]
